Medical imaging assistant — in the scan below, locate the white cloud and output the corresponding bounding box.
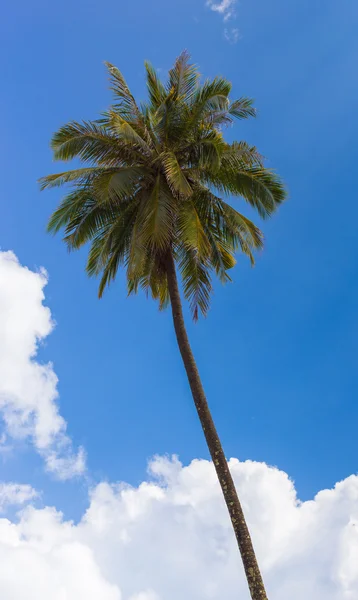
[207,0,237,21]
[0,251,85,479]
[0,484,37,513]
[224,27,240,44]
[207,0,239,43]
[0,456,357,599]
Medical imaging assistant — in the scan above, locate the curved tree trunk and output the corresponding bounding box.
[165,251,268,600]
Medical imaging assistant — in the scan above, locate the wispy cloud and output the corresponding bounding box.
[224,27,240,44]
[207,0,237,21]
[207,0,240,43]
[0,251,86,480]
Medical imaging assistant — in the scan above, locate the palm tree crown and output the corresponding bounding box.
[40,51,286,320]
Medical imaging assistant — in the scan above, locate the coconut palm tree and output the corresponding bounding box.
[40,51,286,600]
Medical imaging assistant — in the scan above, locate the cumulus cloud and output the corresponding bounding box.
[0,251,85,479]
[207,0,236,21]
[0,484,37,513]
[0,456,357,599]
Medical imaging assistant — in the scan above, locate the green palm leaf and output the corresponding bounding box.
[105,61,140,119]
[206,166,286,219]
[178,200,211,258]
[50,120,141,165]
[161,151,192,197]
[137,176,176,251]
[178,245,212,321]
[144,61,167,109]
[229,97,257,120]
[39,167,107,190]
[167,50,199,101]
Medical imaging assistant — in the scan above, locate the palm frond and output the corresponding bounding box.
[221,142,263,169]
[161,151,192,197]
[206,166,287,218]
[87,198,140,290]
[92,166,149,202]
[50,120,141,165]
[177,200,211,258]
[189,77,232,128]
[137,176,176,251]
[62,200,115,250]
[52,171,144,250]
[46,187,96,234]
[228,97,256,120]
[178,245,212,321]
[205,97,256,127]
[190,188,234,281]
[167,50,199,101]
[149,90,187,146]
[220,201,263,249]
[108,112,152,154]
[128,254,170,310]
[183,130,225,172]
[105,61,140,119]
[205,227,235,283]
[98,249,123,298]
[144,61,167,109]
[218,201,263,264]
[126,199,149,283]
[39,167,112,190]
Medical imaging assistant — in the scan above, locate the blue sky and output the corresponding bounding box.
[1,0,358,529]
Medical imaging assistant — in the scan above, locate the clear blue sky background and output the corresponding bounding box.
[1,0,358,519]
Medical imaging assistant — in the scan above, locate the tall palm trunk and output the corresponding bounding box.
[165,251,268,600]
